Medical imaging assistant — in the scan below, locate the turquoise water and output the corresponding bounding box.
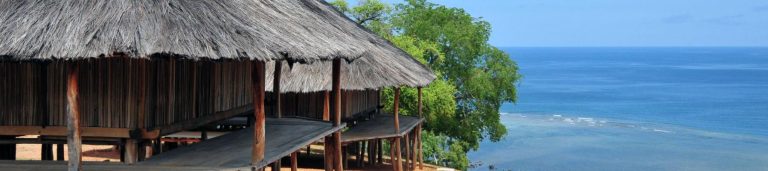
[468,47,768,171]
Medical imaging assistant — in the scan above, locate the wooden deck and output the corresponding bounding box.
[0,118,344,171]
[341,114,423,143]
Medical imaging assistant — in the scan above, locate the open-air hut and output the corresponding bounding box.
[0,0,426,170]
[263,39,436,171]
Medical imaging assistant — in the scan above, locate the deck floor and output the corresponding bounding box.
[341,114,423,143]
[0,118,344,171]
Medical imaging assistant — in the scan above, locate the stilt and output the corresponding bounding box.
[200,130,208,141]
[322,88,333,171]
[390,139,397,171]
[152,138,161,155]
[41,143,53,160]
[291,151,298,171]
[0,136,15,160]
[417,87,424,170]
[342,145,348,169]
[66,65,81,171]
[251,61,266,166]
[324,137,333,171]
[271,161,281,171]
[378,139,383,165]
[124,139,138,164]
[368,139,375,166]
[332,59,344,171]
[404,134,410,171]
[57,143,64,161]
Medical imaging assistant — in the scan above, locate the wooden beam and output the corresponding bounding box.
[273,61,282,118]
[0,126,159,139]
[155,105,251,136]
[66,64,81,171]
[252,61,266,165]
[332,59,343,171]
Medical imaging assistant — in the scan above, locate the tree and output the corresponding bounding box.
[331,0,521,169]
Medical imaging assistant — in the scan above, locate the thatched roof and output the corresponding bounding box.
[265,53,436,92]
[0,0,405,62]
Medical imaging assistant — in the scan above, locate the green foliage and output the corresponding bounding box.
[331,0,521,170]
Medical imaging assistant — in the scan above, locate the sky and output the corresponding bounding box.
[344,0,768,47]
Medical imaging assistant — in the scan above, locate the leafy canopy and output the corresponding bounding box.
[331,0,521,169]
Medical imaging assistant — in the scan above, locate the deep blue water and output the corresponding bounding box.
[468,47,768,171]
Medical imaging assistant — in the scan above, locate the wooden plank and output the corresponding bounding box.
[66,64,81,171]
[252,61,266,165]
[340,115,423,143]
[140,118,344,170]
[155,105,251,136]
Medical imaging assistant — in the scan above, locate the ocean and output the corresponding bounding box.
[467,47,768,171]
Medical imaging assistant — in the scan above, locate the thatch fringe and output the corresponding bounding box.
[0,0,407,63]
[265,54,436,93]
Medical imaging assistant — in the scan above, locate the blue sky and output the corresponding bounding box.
[344,0,768,47]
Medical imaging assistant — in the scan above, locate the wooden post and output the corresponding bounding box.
[368,139,375,166]
[271,161,281,171]
[57,143,64,161]
[273,61,282,118]
[66,64,81,171]
[291,151,299,171]
[417,87,424,169]
[323,90,333,171]
[41,143,53,160]
[0,136,16,160]
[404,134,410,171]
[393,88,402,171]
[252,61,266,165]
[377,139,383,165]
[332,58,343,171]
[124,139,138,164]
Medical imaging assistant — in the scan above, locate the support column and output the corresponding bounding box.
[273,61,282,118]
[291,151,299,171]
[393,88,402,171]
[41,143,53,160]
[57,143,64,161]
[124,139,138,164]
[252,61,266,166]
[332,59,343,171]
[66,64,81,171]
[368,139,375,166]
[323,91,333,171]
[377,139,383,165]
[0,136,15,160]
[417,87,424,169]
[404,134,410,171]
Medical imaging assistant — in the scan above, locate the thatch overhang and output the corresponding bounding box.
[265,53,436,93]
[0,0,403,62]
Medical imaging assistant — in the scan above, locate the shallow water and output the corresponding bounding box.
[468,47,768,171]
